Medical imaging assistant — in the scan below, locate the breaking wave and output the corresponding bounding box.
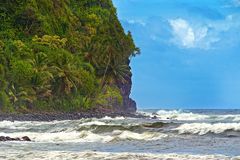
[174,123,240,135]
[0,118,168,133]
[0,130,167,143]
[0,119,168,143]
[0,151,234,160]
[139,110,240,122]
[1,111,240,159]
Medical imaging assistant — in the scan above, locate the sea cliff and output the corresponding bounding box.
[0,0,139,113]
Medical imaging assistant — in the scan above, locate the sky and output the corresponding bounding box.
[112,0,240,109]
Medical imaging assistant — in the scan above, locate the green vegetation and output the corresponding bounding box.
[0,0,139,113]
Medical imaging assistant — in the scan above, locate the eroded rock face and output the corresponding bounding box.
[116,65,137,113]
[118,79,137,113]
[0,136,31,142]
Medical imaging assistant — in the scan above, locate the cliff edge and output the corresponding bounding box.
[0,0,139,113]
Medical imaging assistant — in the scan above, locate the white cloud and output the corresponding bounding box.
[127,19,146,26]
[169,18,217,50]
[169,19,195,48]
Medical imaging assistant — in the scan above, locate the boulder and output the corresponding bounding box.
[0,136,31,142]
[22,136,31,141]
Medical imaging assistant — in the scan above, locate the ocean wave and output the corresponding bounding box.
[101,116,126,120]
[0,130,167,143]
[0,151,233,160]
[113,130,167,141]
[0,119,121,132]
[0,119,168,135]
[140,110,240,122]
[156,110,209,121]
[173,123,240,135]
[0,116,127,130]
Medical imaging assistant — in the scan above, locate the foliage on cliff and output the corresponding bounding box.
[0,0,139,112]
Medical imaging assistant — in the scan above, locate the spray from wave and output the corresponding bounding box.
[173,123,240,135]
[0,151,234,160]
[0,110,240,159]
[0,118,169,143]
[139,109,240,122]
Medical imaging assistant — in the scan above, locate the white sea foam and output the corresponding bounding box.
[0,131,113,143]
[0,117,126,129]
[140,110,240,122]
[174,123,240,135]
[113,130,167,141]
[0,151,233,160]
[156,110,209,121]
[0,118,127,132]
[0,130,167,143]
[0,116,239,159]
[0,120,71,128]
[101,116,125,120]
[78,121,107,126]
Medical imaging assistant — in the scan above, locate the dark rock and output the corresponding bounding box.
[0,136,31,142]
[5,136,11,141]
[0,136,6,141]
[152,116,157,119]
[15,138,21,141]
[116,64,137,113]
[0,110,147,121]
[22,136,31,141]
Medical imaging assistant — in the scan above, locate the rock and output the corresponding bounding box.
[22,136,31,141]
[152,116,158,119]
[0,136,6,141]
[15,138,21,141]
[0,136,31,142]
[117,64,137,113]
[5,136,11,141]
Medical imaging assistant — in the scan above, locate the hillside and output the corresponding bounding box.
[0,0,139,113]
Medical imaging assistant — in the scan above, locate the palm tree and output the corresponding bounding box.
[7,84,36,108]
[50,51,83,96]
[95,36,131,87]
[30,52,53,99]
[82,40,99,66]
[98,58,131,86]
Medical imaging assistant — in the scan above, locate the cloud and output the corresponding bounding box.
[127,19,146,26]
[121,9,240,51]
[169,18,213,49]
[169,19,196,48]
[169,18,209,49]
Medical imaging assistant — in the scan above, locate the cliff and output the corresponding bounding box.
[0,0,139,113]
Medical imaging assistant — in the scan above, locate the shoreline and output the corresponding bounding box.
[0,112,145,122]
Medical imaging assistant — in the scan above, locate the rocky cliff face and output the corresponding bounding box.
[118,75,137,113]
[117,60,137,113]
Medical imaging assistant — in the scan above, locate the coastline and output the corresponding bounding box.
[0,111,145,122]
[1,109,240,159]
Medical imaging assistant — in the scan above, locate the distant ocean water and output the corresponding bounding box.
[1,109,240,160]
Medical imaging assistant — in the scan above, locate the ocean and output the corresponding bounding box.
[1,109,240,160]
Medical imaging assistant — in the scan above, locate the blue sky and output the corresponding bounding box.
[113,0,240,109]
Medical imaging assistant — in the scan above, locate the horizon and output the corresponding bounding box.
[138,107,240,110]
[1,1,240,159]
[113,0,240,109]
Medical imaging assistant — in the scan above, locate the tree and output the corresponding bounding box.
[30,52,53,99]
[0,0,139,112]
[49,50,84,95]
[98,59,131,86]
